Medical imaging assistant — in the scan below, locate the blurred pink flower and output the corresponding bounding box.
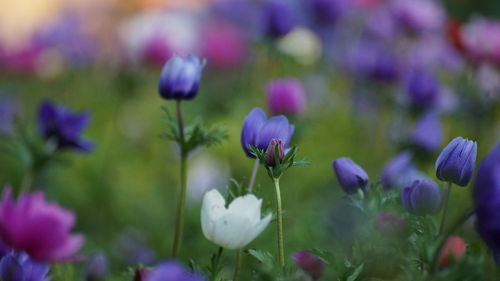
[460,18,500,64]
[143,35,173,66]
[266,78,307,116]
[0,187,84,262]
[200,21,247,69]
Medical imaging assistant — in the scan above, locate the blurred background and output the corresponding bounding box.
[0,0,499,280]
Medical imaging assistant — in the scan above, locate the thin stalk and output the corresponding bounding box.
[20,168,33,192]
[438,182,452,236]
[273,177,285,270]
[247,158,260,192]
[172,100,187,258]
[211,247,224,281]
[232,249,242,281]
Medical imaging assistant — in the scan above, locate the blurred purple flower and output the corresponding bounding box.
[306,0,349,27]
[240,107,294,158]
[332,158,369,195]
[473,143,500,263]
[348,40,400,82]
[0,252,49,281]
[145,261,205,281]
[262,0,296,39]
[381,152,428,190]
[210,0,260,38]
[401,179,441,215]
[0,187,84,262]
[435,137,477,186]
[390,0,445,34]
[143,35,172,66]
[37,100,93,152]
[85,252,109,281]
[410,111,442,152]
[374,211,407,237]
[460,18,500,65]
[158,55,204,100]
[266,78,307,116]
[1,43,43,74]
[405,68,440,108]
[292,251,325,280]
[113,229,156,266]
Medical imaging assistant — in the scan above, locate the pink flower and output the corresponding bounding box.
[266,78,307,116]
[0,187,84,262]
[460,18,500,64]
[200,21,247,69]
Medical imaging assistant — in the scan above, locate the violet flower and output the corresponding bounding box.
[266,78,307,116]
[332,158,369,194]
[0,252,49,281]
[262,0,296,39]
[401,179,441,215]
[292,251,325,280]
[410,111,442,152]
[145,261,205,281]
[158,55,204,100]
[435,137,477,186]
[0,188,84,262]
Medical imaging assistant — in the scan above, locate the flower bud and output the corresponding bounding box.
[435,137,477,186]
[374,211,407,237]
[264,138,285,166]
[332,158,368,194]
[266,78,307,116]
[437,236,466,269]
[401,179,441,215]
[158,55,203,100]
[292,251,325,280]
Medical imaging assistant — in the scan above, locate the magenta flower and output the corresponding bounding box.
[266,78,307,116]
[292,251,325,280]
[0,188,84,262]
[460,18,500,64]
[200,21,247,69]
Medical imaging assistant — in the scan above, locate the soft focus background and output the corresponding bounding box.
[0,0,500,280]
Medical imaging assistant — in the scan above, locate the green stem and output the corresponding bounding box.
[20,168,33,193]
[232,249,242,281]
[172,100,187,258]
[438,182,452,236]
[247,158,260,192]
[273,177,285,270]
[211,247,224,281]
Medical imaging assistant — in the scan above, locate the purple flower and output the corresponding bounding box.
[390,0,445,33]
[0,187,84,262]
[158,55,204,100]
[266,78,307,116]
[292,251,325,280]
[143,35,172,66]
[306,0,348,27]
[460,18,500,65]
[37,100,93,152]
[374,211,407,237]
[435,137,477,186]
[473,143,500,263]
[410,112,442,152]
[401,179,441,215]
[240,108,294,158]
[381,152,427,190]
[264,138,285,166]
[145,261,205,281]
[85,252,108,281]
[0,252,49,281]
[348,40,400,82]
[332,158,369,195]
[262,0,296,39]
[405,68,440,108]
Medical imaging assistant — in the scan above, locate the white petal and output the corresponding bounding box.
[245,213,272,245]
[211,212,255,249]
[227,194,262,225]
[201,189,227,241]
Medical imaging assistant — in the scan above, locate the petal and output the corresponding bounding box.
[227,194,262,224]
[201,189,226,241]
[241,108,267,157]
[255,115,292,149]
[244,213,272,246]
[211,212,254,249]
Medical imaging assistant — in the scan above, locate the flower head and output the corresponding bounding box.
[390,0,445,33]
[158,55,204,100]
[240,107,294,158]
[460,18,500,64]
[0,188,84,262]
[332,158,369,195]
[292,251,325,280]
[437,236,466,269]
[401,179,441,215]
[405,68,440,108]
[380,152,428,190]
[435,137,477,186]
[38,100,93,152]
[410,111,442,152]
[0,252,49,281]
[266,78,307,116]
[146,261,204,281]
[262,0,296,38]
[201,189,271,249]
[473,143,500,263]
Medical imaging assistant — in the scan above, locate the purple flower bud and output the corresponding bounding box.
[85,252,108,281]
[292,251,325,280]
[374,211,407,237]
[158,55,204,100]
[405,68,440,108]
[410,112,442,152]
[37,100,93,152]
[0,252,49,281]
[262,0,296,38]
[473,143,500,263]
[435,137,477,186]
[240,107,294,158]
[264,138,285,166]
[145,261,205,281]
[332,158,369,194]
[401,179,441,215]
[266,78,307,116]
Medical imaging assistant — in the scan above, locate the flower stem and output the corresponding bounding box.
[20,168,33,192]
[232,249,242,281]
[172,100,187,258]
[273,177,285,270]
[438,182,452,236]
[211,247,224,281]
[247,158,260,192]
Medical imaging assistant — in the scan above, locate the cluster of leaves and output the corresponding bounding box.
[249,145,309,179]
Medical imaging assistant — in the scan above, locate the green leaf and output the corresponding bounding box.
[247,249,274,266]
[346,264,364,281]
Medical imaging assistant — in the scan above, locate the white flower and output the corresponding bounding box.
[201,189,272,250]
